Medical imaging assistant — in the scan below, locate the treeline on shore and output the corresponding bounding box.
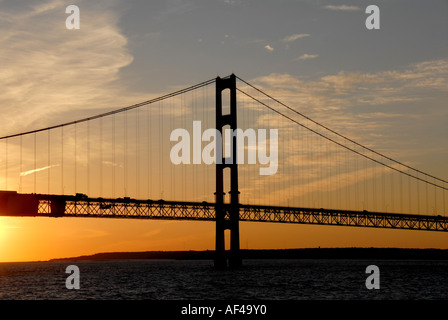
[50,247,448,262]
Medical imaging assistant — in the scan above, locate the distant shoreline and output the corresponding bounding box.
[49,248,448,262]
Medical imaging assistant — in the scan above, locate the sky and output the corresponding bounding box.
[0,0,447,262]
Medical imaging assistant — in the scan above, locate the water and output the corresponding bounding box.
[0,259,446,300]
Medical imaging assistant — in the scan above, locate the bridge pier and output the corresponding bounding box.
[215,74,242,269]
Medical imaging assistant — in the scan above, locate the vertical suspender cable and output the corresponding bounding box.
[124,110,128,197]
[87,121,90,196]
[75,123,77,193]
[391,166,394,213]
[112,114,116,198]
[408,171,412,214]
[136,107,139,198]
[345,141,349,210]
[433,178,436,214]
[48,130,50,194]
[171,95,174,200]
[417,173,420,214]
[147,104,150,198]
[443,183,446,215]
[34,133,36,193]
[372,155,375,211]
[400,170,403,213]
[5,139,7,190]
[159,100,162,198]
[61,126,64,194]
[100,117,103,197]
[19,136,23,193]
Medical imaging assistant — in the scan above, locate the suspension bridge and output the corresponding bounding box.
[0,74,447,268]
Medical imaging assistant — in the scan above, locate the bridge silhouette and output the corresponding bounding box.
[0,74,447,268]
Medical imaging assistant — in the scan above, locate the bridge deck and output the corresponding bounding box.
[0,191,446,232]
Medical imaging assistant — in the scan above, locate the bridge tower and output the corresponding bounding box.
[215,74,242,268]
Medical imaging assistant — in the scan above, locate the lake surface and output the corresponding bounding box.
[0,259,446,300]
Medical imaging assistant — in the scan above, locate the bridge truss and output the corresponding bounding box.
[2,191,446,232]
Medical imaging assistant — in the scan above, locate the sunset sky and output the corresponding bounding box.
[1,0,447,262]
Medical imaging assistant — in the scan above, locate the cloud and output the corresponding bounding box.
[250,58,448,109]
[239,57,448,173]
[20,165,58,177]
[224,0,240,5]
[324,5,361,11]
[102,161,123,168]
[296,54,319,60]
[0,0,135,136]
[282,33,310,42]
[264,45,274,52]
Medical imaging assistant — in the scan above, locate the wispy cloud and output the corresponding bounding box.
[251,58,448,109]
[224,0,240,5]
[0,0,135,136]
[102,161,123,168]
[324,5,361,11]
[264,45,274,52]
[242,58,448,165]
[282,33,310,42]
[296,53,319,60]
[20,165,58,177]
